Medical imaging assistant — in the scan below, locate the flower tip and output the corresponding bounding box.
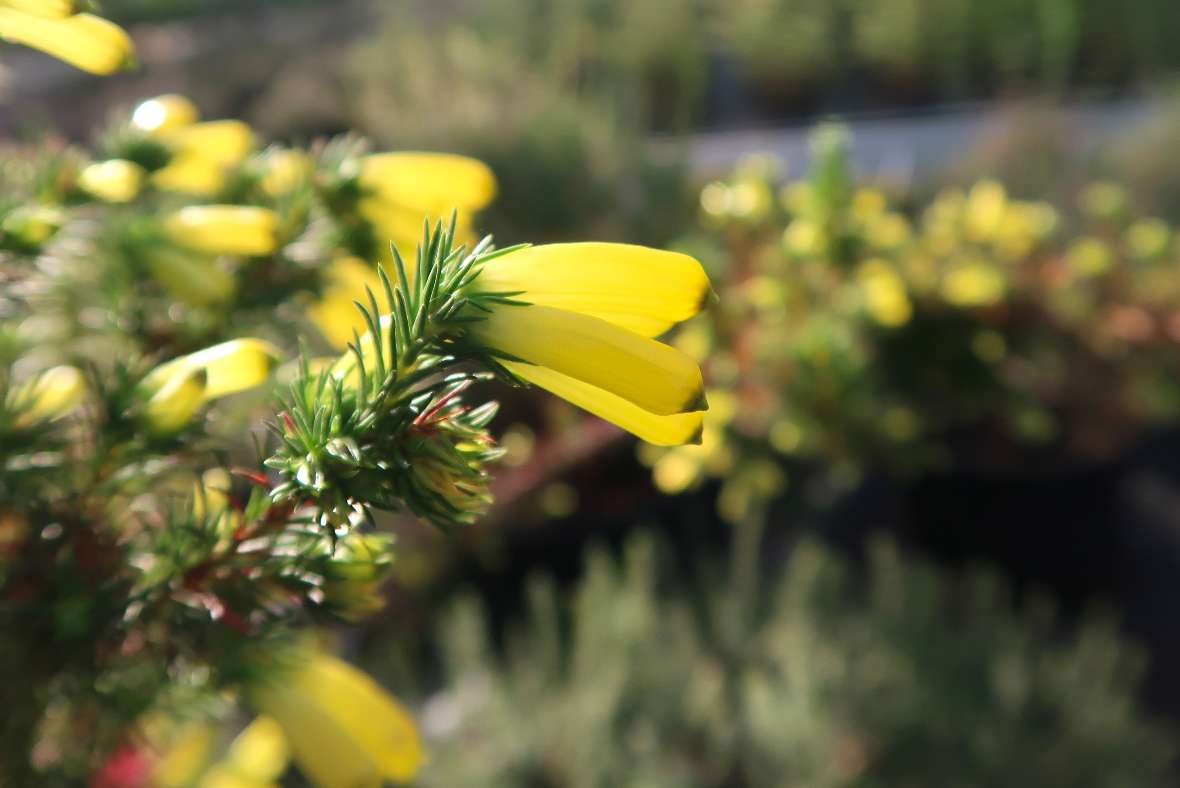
[686,386,709,413]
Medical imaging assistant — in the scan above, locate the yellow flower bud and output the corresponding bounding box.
[164,120,254,168]
[2,204,65,247]
[856,259,913,327]
[76,159,144,203]
[131,94,199,136]
[143,339,280,402]
[964,180,1007,243]
[151,154,226,196]
[1125,218,1171,261]
[9,365,86,424]
[250,652,423,788]
[143,366,207,435]
[163,205,280,257]
[143,247,236,306]
[260,148,312,196]
[941,261,1005,308]
[0,0,80,18]
[0,9,133,74]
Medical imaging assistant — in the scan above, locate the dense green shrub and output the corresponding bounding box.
[412,533,1176,787]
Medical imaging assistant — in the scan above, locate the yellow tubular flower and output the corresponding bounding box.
[1,0,79,18]
[250,652,423,788]
[307,256,384,349]
[143,339,280,402]
[144,248,236,306]
[152,154,227,196]
[164,205,280,257]
[143,367,207,435]
[502,361,704,445]
[131,94,200,136]
[359,152,496,215]
[466,242,710,442]
[472,304,705,416]
[473,243,711,337]
[76,159,144,203]
[165,120,254,168]
[0,9,133,74]
[10,365,86,424]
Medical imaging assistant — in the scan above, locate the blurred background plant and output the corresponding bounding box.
[393,532,1176,787]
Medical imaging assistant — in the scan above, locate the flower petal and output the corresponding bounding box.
[144,339,279,401]
[164,120,254,167]
[164,205,279,257]
[471,304,706,415]
[359,152,496,214]
[503,360,703,445]
[252,654,422,787]
[0,10,133,74]
[476,243,711,336]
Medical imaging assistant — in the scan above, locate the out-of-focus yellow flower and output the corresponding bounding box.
[1,0,79,18]
[151,715,289,788]
[132,94,200,137]
[165,120,255,167]
[1125,218,1171,260]
[728,178,773,221]
[469,243,710,446]
[143,339,280,402]
[259,148,311,197]
[648,389,736,493]
[9,365,86,424]
[143,247,236,306]
[164,205,280,257]
[250,651,423,788]
[0,9,133,73]
[356,152,495,259]
[1066,237,1113,277]
[995,201,1058,260]
[142,366,207,435]
[153,120,254,195]
[700,180,730,220]
[76,159,144,203]
[856,259,912,327]
[865,211,911,250]
[1079,180,1127,221]
[782,218,823,257]
[1,204,65,246]
[306,256,384,349]
[852,187,887,220]
[964,180,1008,243]
[152,721,218,788]
[152,155,227,196]
[940,260,1005,307]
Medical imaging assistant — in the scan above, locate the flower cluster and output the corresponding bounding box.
[645,126,1180,522]
[0,93,711,785]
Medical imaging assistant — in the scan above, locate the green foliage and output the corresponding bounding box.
[415,533,1176,787]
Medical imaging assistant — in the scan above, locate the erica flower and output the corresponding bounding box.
[163,205,280,257]
[143,339,280,402]
[8,365,87,425]
[130,94,200,137]
[355,152,495,257]
[307,256,384,349]
[76,159,145,203]
[467,243,711,446]
[0,8,133,74]
[0,0,80,17]
[139,339,279,434]
[145,103,254,196]
[250,651,423,788]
